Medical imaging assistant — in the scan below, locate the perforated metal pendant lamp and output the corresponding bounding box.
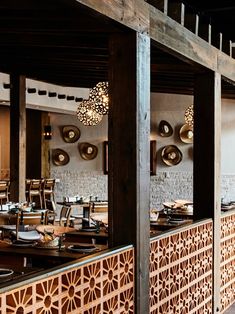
[184,104,194,127]
[76,100,103,126]
[89,81,109,115]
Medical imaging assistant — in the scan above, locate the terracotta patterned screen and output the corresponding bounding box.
[0,246,134,314]
[220,212,235,313]
[149,220,213,313]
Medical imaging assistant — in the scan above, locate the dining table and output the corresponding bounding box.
[0,263,44,289]
[65,228,108,245]
[0,239,107,268]
[150,217,193,231]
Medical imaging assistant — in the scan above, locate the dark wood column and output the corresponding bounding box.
[194,71,221,313]
[109,31,150,313]
[10,74,26,202]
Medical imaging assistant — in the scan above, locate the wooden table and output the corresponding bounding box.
[150,218,193,231]
[0,264,43,289]
[65,229,108,245]
[0,241,107,267]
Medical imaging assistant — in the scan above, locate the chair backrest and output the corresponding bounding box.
[16,211,47,236]
[0,180,10,204]
[29,179,42,192]
[91,202,108,213]
[0,180,10,193]
[43,179,55,191]
[59,206,73,226]
[45,199,56,212]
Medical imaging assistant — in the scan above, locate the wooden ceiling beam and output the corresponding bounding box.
[149,5,235,83]
[75,0,149,33]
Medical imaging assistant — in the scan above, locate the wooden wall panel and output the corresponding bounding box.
[150,220,213,313]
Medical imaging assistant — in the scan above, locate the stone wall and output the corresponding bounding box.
[150,171,193,209]
[52,169,235,210]
[51,169,108,203]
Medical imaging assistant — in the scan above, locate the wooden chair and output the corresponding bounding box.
[27,179,43,208]
[45,199,57,224]
[15,211,47,238]
[91,202,108,213]
[1,210,47,240]
[42,179,55,209]
[55,206,75,227]
[0,180,10,206]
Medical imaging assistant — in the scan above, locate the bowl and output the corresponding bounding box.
[150,211,159,222]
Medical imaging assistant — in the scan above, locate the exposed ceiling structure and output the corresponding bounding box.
[184,0,235,41]
[0,0,234,98]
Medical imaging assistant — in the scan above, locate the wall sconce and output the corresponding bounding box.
[43,125,52,140]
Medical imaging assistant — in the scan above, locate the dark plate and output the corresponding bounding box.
[79,227,98,232]
[67,245,97,253]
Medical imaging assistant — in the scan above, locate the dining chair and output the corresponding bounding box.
[27,179,43,208]
[1,210,47,240]
[0,180,10,206]
[45,199,57,224]
[42,178,55,209]
[15,210,47,239]
[55,205,75,227]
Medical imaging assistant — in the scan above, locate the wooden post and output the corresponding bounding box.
[109,31,150,313]
[10,74,26,202]
[41,112,50,178]
[194,71,221,313]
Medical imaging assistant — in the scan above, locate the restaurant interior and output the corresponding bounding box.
[0,0,235,313]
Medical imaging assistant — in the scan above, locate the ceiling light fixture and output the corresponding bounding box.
[76,100,103,126]
[89,82,109,115]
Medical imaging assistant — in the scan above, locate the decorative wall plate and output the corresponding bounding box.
[52,149,70,166]
[179,124,193,143]
[158,120,173,137]
[78,142,98,160]
[161,145,182,166]
[62,125,80,143]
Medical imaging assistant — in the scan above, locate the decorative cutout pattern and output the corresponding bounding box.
[150,221,213,313]
[220,213,235,313]
[0,247,134,313]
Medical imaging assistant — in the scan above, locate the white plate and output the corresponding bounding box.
[12,230,41,241]
[0,268,14,278]
[174,199,193,205]
[33,209,48,213]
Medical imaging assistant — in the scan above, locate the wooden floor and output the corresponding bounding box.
[225,303,235,314]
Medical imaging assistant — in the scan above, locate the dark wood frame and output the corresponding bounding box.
[103,141,108,175]
[150,140,157,175]
[103,140,156,175]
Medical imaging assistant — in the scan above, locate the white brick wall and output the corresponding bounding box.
[51,169,108,203]
[51,169,235,210]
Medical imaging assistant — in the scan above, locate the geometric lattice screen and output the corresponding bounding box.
[150,220,213,313]
[0,246,134,314]
[220,212,235,313]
